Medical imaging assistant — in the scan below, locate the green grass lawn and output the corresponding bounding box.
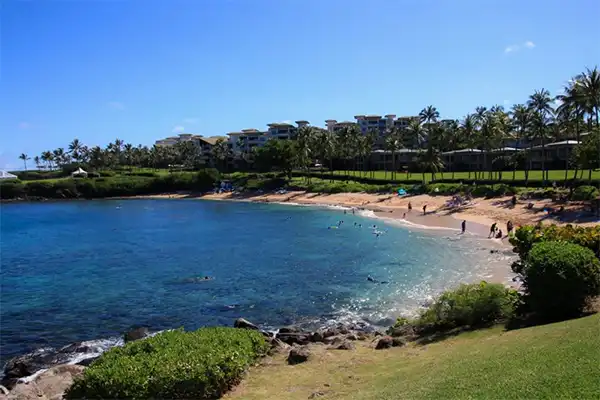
[227,314,600,400]
[324,170,600,183]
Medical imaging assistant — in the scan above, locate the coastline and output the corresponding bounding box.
[118,190,600,232]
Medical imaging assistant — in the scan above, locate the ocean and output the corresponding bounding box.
[0,199,514,365]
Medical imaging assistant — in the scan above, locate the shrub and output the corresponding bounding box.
[572,185,600,201]
[66,327,268,400]
[521,241,600,320]
[0,180,25,199]
[416,281,518,331]
[510,225,600,266]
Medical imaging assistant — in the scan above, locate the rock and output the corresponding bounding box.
[268,338,290,356]
[310,331,324,343]
[322,327,339,338]
[392,337,406,347]
[261,330,273,339]
[389,324,415,338]
[278,326,301,334]
[287,346,311,365]
[276,332,310,346]
[345,333,358,341]
[124,327,149,343]
[330,340,355,350]
[356,332,368,341]
[6,365,85,400]
[59,342,90,354]
[337,325,350,335]
[234,318,259,330]
[1,351,52,389]
[0,386,8,395]
[375,336,394,350]
[323,335,343,345]
[309,391,326,398]
[374,331,384,337]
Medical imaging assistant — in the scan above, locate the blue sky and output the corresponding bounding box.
[1,0,599,170]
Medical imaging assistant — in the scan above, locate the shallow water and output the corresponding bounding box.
[0,199,514,364]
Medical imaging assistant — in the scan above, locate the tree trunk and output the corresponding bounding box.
[541,134,547,186]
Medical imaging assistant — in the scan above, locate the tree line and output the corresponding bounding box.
[19,67,599,183]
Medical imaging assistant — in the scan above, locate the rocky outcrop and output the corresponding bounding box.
[233,318,259,330]
[330,340,355,350]
[1,344,90,390]
[1,365,85,400]
[287,346,311,365]
[123,327,149,343]
[375,336,394,349]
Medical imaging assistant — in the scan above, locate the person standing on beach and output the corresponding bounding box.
[423,205,427,215]
[488,222,497,238]
[507,220,514,236]
[408,202,412,212]
[461,220,466,234]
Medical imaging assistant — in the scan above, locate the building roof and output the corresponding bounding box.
[295,120,309,124]
[198,136,224,145]
[241,128,260,132]
[384,114,396,118]
[442,148,482,155]
[490,147,519,152]
[0,170,17,179]
[267,122,294,127]
[325,119,337,123]
[531,140,580,149]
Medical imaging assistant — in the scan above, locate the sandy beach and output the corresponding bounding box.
[131,191,599,237]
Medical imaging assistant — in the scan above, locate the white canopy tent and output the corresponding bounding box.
[0,170,17,180]
[71,167,88,178]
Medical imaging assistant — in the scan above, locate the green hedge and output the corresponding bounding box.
[0,170,220,200]
[510,225,600,267]
[416,281,519,331]
[572,185,600,201]
[66,328,269,399]
[416,281,518,331]
[522,241,600,320]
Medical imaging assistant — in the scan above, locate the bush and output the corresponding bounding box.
[0,180,25,199]
[572,185,600,201]
[521,241,600,320]
[66,327,268,399]
[510,225,600,265]
[416,281,518,331]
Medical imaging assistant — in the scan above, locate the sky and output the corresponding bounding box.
[1,0,599,170]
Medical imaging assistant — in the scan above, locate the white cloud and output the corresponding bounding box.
[18,122,31,130]
[504,41,535,54]
[107,101,125,110]
[183,118,199,124]
[172,125,185,133]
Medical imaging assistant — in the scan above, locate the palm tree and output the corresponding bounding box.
[41,151,54,170]
[296,126,315,183]
[557,79,585,180]
[460,114,477,179]
[321,130,338,181]
[123,143,134,169]
[510,104,530,181]
[211,138,231,172]
[19,153,30,171]
[419,105,440,125]
[33,156,41,170]
[577,66,600,129]
[385,130,402,181]
[527,89,555,183]
[69,139,82,164]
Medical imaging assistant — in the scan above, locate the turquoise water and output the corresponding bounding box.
[0,199,511,363]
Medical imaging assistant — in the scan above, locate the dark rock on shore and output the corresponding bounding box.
[1,343,91,390]
[375,336,394,349]
[1,365,85,400]
[278,326,301,334]
[276,332,311,346]
[287,346,311,365]
[124,327,149,343]
[233,318,259,330]
[330,340,355,350]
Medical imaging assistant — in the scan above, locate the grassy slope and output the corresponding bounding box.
[328,170,600,183]
[227,314,600,400]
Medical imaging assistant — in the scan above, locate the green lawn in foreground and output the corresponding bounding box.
[325,170,600,183]
[227,314,600,400]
